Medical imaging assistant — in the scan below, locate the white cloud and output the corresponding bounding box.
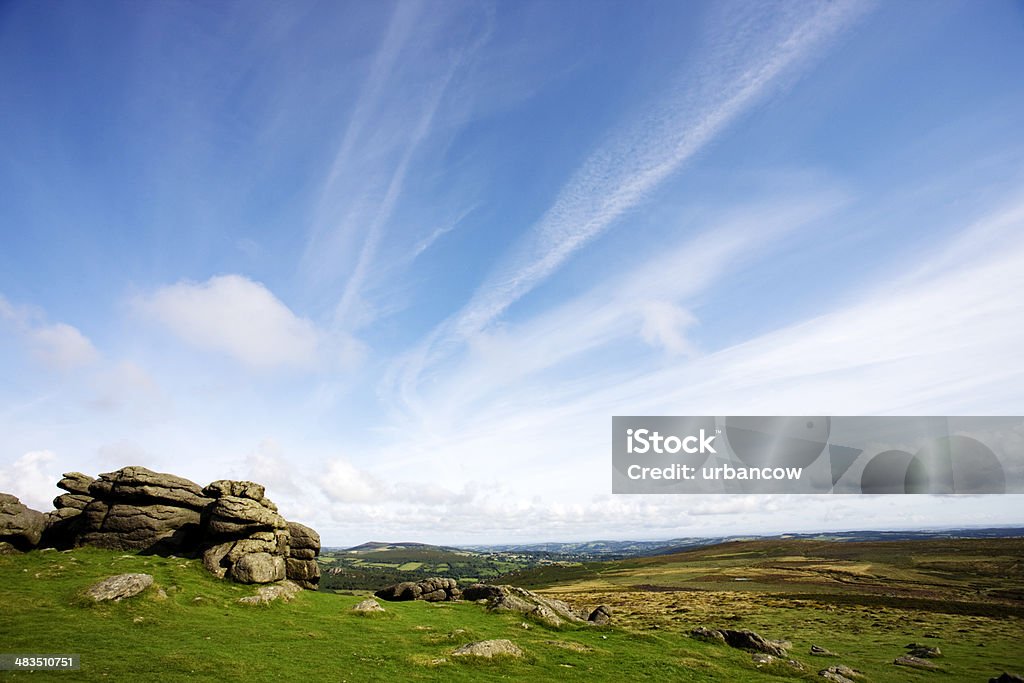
[0,450,59,511]
[135,274,322,370]
[0,294,98,371]
[28,323,99,370]
[321,458,384,503]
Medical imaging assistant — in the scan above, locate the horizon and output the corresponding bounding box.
[2,0,1024,547]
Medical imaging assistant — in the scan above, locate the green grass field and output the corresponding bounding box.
[1,540,1022,681]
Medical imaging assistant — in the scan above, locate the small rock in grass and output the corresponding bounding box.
[811,644,838,656]
[452,639,523,658]
[352,598,384,613]
[894,654,940,670]
[86,573,153,602]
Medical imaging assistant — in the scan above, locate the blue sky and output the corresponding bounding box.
[2,0,1023,546]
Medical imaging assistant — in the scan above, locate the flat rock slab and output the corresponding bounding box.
[452,639,523,658]
[86,573,154,602]
[238,580,302,605]
[894,655,941,670]
[353,598,385,613]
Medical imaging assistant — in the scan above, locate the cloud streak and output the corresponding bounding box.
[395,0,871,402]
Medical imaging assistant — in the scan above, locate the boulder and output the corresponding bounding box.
[204,496,285,537]
[691,626,727,644]
[53,493,91,511]
[238,580,301,605]
[89,466,208,510]
[990,674,1024,683]
[287,521,320,552]
[894,655,940,670]
[588,605,613,625]
[460,583,587,626]
[811,644,838,657]
[79,501,201,552]
[0,493,46,550]
[284,521,320,589]
[86,573,154,602]
[819,665,861,682]
[230,552,286,584]
[203,480,266,502]
[353,598,385,613]
[452,639,524,658]
[906,644,942,658]
[57,472,95,496]
[376,577,460,602]
[713,629,789,657]
[285,557,320,589]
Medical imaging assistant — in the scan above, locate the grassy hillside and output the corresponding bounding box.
[0,547,790,682]
[2,540,1022,681]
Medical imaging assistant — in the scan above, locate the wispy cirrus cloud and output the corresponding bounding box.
[300,1,494,330]
[392,0,872,404]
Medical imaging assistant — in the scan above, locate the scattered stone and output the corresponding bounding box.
[588,605,613,625]
[894,655,941,670]
[751,653,774,666]
[990,673,1024,683]
[0,493,46,551]
[451,639,524,659]
[691,626,727,644]
[238,580,302,605]
[460,583,588,626]
[718,629,789,656]
[907,644,942,658]
[352,598,385,613]
[86,573,154,602]
[545,640,590,652]
[811,644,838,656]
[819,665,861,682]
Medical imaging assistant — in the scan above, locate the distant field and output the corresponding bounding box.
[519,537,1024,681]
[318,543,564,591]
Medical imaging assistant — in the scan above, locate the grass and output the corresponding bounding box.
[0,548,798,682]
[2,539,1022,681]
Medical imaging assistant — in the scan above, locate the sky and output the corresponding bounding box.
[1,0,1023,547]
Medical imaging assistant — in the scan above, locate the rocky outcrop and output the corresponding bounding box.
[463,583,588,626]
[690,627,790,657]
[285,521,320,589]
[3,466,321,590]
[0,493,46,551]
[199,479,291,585]
[85,573,154,602]
[376,577,461,602]
[588,604,613,625]
[41,473,97,549]
[76,467,205,553]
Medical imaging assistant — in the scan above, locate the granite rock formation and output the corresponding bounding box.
[1,466,320,590]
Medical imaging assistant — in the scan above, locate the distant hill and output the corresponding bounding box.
[461,526,1024,559]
